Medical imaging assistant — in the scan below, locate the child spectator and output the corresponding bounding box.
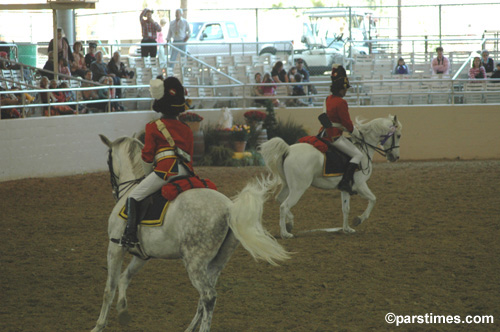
[260,72,279,107]
[469,56,486,80]
[253,72,266,107]
[49,80,76,115]
[394,57,409,74]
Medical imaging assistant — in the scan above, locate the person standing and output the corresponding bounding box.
[48,28,74,64]
[140,8,162,58]
[166,9,191,66]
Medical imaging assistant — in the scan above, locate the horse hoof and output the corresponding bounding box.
[352,217,362,227]
[343,227,356,234]
[118,310,131,325]
[281,232,294,239]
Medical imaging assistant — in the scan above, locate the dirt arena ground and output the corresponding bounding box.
[1,160,499,332]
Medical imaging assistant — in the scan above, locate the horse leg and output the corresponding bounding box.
[116,256,148,325]
[184,262,217,332]
[340,191,355,233]
[279,186,308,238]
[91,243,126,332]
[351,181,376,227]
[276,183,289,204]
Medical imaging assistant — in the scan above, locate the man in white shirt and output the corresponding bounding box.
[166,9,191,67]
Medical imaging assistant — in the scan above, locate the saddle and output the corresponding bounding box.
[297,135,354,176]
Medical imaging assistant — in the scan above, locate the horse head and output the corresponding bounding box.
[99,134,144,200]
[379,115,402,162]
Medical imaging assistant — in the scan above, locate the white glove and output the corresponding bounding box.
[142,161,154,176]
[351,127,360,138]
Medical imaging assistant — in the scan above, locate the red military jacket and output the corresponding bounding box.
[321,95,354,141]
[142,118,194,180]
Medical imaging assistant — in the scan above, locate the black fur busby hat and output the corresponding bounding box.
[330,64,351,93]
[150,76,186,117]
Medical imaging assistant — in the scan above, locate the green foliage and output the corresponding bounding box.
[311,0,325,7]
[263,100,278,139]
[198,145,235,166]
[274,118,308,145]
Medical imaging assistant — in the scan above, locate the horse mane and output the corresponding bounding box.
[355,114,402,133]
[114,137,144,177]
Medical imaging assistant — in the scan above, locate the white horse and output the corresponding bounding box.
[259,115,402,238]
[92,135,289,332]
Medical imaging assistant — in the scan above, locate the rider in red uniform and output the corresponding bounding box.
[121,76,193,248]
[320,65,362,195]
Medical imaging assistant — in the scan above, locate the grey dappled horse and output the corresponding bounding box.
[260,115,402,238]
[91,135,289,332]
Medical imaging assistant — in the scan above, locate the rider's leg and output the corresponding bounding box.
[332,136,363,195]
[121,172,169,247]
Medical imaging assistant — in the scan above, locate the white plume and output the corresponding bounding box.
[149,79,164,100]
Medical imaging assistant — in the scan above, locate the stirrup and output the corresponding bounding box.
[120,235,139,248]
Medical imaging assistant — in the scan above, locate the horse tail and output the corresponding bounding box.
[229,175,290,266]
[259,137,290,189]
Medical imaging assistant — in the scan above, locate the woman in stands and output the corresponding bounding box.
[394,57,409,74]
[320,65,362,195]
[71,41,87,78]
[469,56,486,80]
[120,76,194,248]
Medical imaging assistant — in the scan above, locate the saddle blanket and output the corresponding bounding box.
[297,136,350,177]
[118,176,217,227]
[119,191,169,227]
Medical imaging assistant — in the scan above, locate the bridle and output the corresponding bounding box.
[106,149,144,202]
[354,126,400,158]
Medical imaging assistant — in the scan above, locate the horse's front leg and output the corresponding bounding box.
[116,256,148,326]
[91,242,126,332]
[341,191,355,233]
[351,181,376,227]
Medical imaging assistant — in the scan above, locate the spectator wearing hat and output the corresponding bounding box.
[319,65,362,195]
[481,50,494,77]
[85,42,97,69]
[140,8,162,58]
[0,51,11,69]
[166,9,191,66]
[120,76,194,248]
[431,46,450,75]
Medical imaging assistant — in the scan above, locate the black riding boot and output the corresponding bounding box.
[121,197,140,248]
[337,162,358,195]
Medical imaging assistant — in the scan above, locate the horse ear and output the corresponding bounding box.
[99,134,112,148]
[393,115,398,126]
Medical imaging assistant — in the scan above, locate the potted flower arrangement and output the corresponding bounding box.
[244,110,267,129]
[179,112,204,132]
[230,124,250,152]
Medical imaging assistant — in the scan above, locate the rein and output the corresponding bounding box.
[107,150,144,202]
[354,126,399,158]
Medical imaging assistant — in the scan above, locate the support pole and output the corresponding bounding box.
[52,9,59,80]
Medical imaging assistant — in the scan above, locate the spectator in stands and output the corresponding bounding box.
[253,72,266,107]
[48,28,74,64]
[431,46,450,75]
[166,9,190,66]
[0,86,21,119]
[85,42,97,69]
[59,81,76,104]
[481,49,494,77]
[260,72,279,107]
[38,76,57,116]
[49,79,76,115]
[296,58,315,103]
[157,18,168,64]
[107,51,134,98]
[140,8,162,58]
[58,57,71,78]
[490,63,500,82]
[99,76,124,112]
[71,41,87,78]
[288,66,297,82]
[468,56,486,80]
[90,51,120,88]
[81,70,100,112]
[41,51,55,80]
[286,74,307,107]
[0,51,12,69]
[271,61,288,83]
[394,57,409,74]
